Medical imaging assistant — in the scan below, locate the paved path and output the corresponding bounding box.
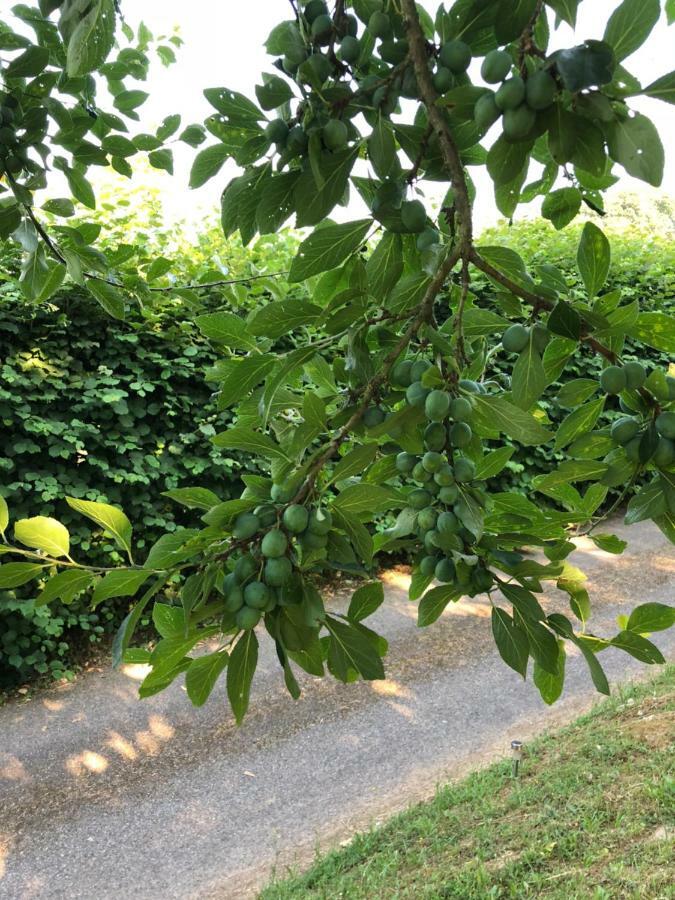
[0,519,673,900]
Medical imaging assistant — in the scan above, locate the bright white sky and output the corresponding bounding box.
[81,2,675,231]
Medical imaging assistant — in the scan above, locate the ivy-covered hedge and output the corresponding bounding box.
[1,220,672,688]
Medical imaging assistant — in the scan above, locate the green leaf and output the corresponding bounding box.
[491,607,528,678]
[548,300,581,341]
[35,569,94,607]
[20,248,65,303]
[227,630,259,724]
[641,71,675,105]
[329,445,378,486]
[0,562,46,589]
[625,480,667,525]
[590,533,627,554]
[294,146,359,227]
[0,204,22,238]
[66,497,133,556]
[418,584,461,627]
[212,425,289,461]
[518,616,560,675]
[556,378,599,407]
[114,90,149,113]
[196,312,256,350]
[385,274,432,314]
[626,603,675,634]
[289,220,371,283]
[212,355,276,409]
[325,616,385,681]
[259,345,317,427]
[603,0,660,61]
[546,0,580,27]
[571,635,610,694]
[554,397,605,450]
[470,394,552,445]
[366,232,403,300]
[533,639,566,705]
[368,114,397,178]
[42,198,76,218]
[162,488,220,511]
[86,280,125,319]
[0,496,8,535]
[511,340,547,410]
[189,145,230,189]
[150,629,217,678]
[459,308,510,337]
[534,460,609,492]
[611,630,665,664]
[333,483,403,518]
[255,74,293,110]
[92,569,152,605]
[348,582,384,622]
[606,113,664,187]
[203,87,263,123]
[66,0,116,76]
[331,507,374,566]
[111,576,169,667]
[148,148,174,174]
[577,222,610,298]
[185,651,229,706]
[14,516,70,558]
[6,45,49,78]
[632,312,675,353]
[541,187,582,230]
[152,603,186,638]
[474,447,515,480]
[249,299,323,339]
[66,169,96,209]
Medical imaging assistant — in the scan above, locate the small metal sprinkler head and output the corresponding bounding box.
[511,739,523,777]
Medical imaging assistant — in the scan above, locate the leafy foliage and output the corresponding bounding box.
[0,1,673,712]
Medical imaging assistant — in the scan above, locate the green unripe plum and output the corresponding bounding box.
[623,361,646,390]
[234,553,257,583]
[363,405,386,428]
[437,510,459,535]
[432,66,453,93]
[236,606,262,630]
[502,323,530,353]
[265,119,289,144]
[304,53,332,82]
[412,462,433,483]
[472,567,494,592]
[425,422,447,452]
[656,411,675,439]
[425,390,451,422]
[610,416,640,445]
[495,76,526,111]
[411,359,431,381]
[372,85,398,115]
[323,118,348,150]
[439,40,471,73]
[423,530,438,553]
[392,359,414,386]
[653,437,675,468]
[406,381,430,408]
[454,457,476,483]
[368,10,391,37]
[525,70,557,110]
[301,530,328,551]
[0,106,15,126]
[304,0,329,23]
[400,67,419,98]
[439,484,460,504]
[417,507,438,531]
[449,397,472,422]
[261,529,288,558]
[531,322,550,353]
[435,558,456,583]
[379,39,408,64]
[409,489,432,510]
[372,179,403,215]
[417,227,440,251]
[474,92,501,130]
[264,556,293,587]
[624,435,642,464]
[400,199,427,233]
[224,586,245,613]
[503,104,536,140]
[422,451,444,473]
[600,365,627,395]
[342,13,358,36]
[481,49,511,83]
[420,555,439,577]
[667,376,675,400]
[339,35,360,63]
[282,55,300,75]
[458,379,481,394]
[434,464,455,487]
[311,13,333,43]
[244,581,270,610]
[308,508,332,535]
[283,504,309,534]
[271,482,295,503]
[232,512,260,540]
[287,125,308,153]
[396,451,417,473]
[449,421,472,448]
[254,504,277,527]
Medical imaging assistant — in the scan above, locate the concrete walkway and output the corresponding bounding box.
[0,519,673,900]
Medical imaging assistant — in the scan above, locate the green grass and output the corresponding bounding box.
[261,667,675,900]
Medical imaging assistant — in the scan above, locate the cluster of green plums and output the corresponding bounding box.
[501,321,550,354]
[0,94,27,177]
[223,499,332,630]
[388,356,494,596]
[475,50,559,140]
[610,408,675,470]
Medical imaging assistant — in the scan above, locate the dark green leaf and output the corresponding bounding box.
[626,603,675,634]
[348,582,385,622]
[491,607,529,678]
[186,651,229,706]
[289,220,371,283]
[577,222,610,298]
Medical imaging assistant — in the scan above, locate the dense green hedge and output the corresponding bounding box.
[1,220,672,688]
